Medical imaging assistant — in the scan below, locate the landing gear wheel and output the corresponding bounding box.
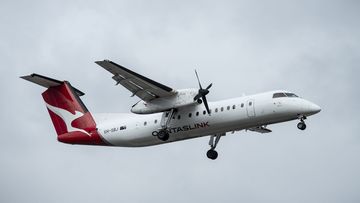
[206,149,218,160]
[297,122,306,130]
[157,130,169,141]
[197,99,203,104]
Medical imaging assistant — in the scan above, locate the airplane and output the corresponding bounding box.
[21,60,321,160]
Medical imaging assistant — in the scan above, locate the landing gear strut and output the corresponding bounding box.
[156,109,176,141]
[297,116,307,130]
[206,133,224,160]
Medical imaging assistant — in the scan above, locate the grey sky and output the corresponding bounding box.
[1,0,359,202]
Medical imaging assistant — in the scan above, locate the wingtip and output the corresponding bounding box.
[20,73,35,80]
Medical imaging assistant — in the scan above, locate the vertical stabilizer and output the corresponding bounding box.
[21,74,108,145]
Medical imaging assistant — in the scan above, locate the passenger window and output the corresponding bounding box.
[203,110,206,115]
[120,126,126,130]
[196,112,199,116]
[249,102,252,106]
[241,103,244,108]
[144,121,147,126]
[227,106,230,110]
[232,105,236,109]
[189,113,192,117]
[215,108,218,113]
[154,120,157,124]
[221,107,224,112]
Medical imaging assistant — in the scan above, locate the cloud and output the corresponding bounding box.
[1,0,359,202]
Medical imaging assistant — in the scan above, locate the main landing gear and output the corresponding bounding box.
[297,116,307,130]
[206,133,224,160]
[156,109,176,141]
[157,130,169,141]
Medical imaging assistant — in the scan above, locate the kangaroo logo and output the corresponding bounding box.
[45,103,91,136]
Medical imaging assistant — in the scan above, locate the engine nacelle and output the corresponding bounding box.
[131,89,198,114]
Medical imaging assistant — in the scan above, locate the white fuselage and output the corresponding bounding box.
[93,91,321,147]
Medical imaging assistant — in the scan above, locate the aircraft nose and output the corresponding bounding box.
[308,102,321,114]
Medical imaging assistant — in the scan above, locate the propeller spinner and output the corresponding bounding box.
[194,70,212,115]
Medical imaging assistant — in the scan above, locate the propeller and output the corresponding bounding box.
[194,70,212,115]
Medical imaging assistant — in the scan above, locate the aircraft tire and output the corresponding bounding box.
[297,122,306,130]
[157,130,169,141]
[206,149,218,160]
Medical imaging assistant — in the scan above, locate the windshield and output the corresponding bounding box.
[273,92,299,98]
[285,93,298,97]
[273,92,286,98]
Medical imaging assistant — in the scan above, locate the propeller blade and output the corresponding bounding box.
[194,94,202,101]
[193,70,211,114]
[194,70,202,89]
[202,95,211,115]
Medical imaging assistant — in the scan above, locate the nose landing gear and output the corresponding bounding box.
[297,122,306,130]
[297,116,307,130]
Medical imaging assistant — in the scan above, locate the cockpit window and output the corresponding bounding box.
[273,92,299,98]
[273,93,287,98]
[285,93,298,97]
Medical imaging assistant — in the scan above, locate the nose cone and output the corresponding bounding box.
[308,102,321,115]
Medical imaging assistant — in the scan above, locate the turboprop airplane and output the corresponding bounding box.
[21,60,321,160]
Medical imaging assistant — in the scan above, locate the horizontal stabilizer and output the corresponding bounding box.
[20,73,85,96]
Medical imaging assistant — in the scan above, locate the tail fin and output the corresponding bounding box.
[21,74,107,145]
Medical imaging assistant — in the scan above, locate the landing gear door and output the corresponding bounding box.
[246,99,256,117]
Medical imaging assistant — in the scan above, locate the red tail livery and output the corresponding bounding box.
[22,74,107,145]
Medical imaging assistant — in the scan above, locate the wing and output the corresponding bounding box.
[95,60,177,101]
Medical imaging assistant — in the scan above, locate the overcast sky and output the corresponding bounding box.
[1,0,359,202]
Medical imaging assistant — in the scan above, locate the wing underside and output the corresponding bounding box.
[248,126,272,133]
[95,60,176,101]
